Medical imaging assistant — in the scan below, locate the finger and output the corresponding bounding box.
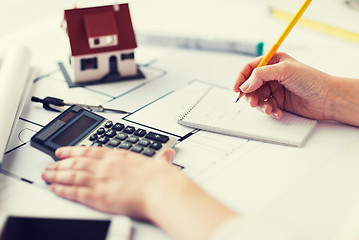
[55,146,110,160]
[256,101,273,115]
[45,157,97,172]
[156,148,175,164]
[233,56,264,93]
[238,52,292,94]
[270,108,283,119]
[42,169,94,186]
[244,93,260,108]
[264,97,283,119]
[256,84,272,101]
[240,61,289,93]
[266,96,279,110]
[50,184,98,207]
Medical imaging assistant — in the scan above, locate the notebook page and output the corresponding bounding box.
[178,86,316,146]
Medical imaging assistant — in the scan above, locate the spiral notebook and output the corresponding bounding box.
[177,84,317,147]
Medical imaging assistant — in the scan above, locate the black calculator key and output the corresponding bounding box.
[97,128,105,135]
[123,126,136,134]
[115,133,128,140]
[134,129,147,137]
[126,136,139,144]
[142,148,156,157]
[131,145,144,153]
[107,139,121,147]
[112,123,124,131]
[105,121,113,128]
[149,141,162,150]
[92,142,103,147]
[138,139,150,147]
[105,129,117,138]
[89,134,98,141]
[97,136,110,144]
[145,132,170,143]
[118,142,132,149]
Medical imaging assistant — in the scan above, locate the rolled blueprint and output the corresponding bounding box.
[0,45,31,165]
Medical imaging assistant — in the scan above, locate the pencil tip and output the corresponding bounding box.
[235,97,239,103]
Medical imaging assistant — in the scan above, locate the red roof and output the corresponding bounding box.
[84,11,118,38]
[64,4,137,56]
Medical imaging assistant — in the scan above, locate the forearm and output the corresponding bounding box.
[145,170,237,240]
[327,76,359,127]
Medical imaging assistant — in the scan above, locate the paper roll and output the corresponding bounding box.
[0,45,31,164]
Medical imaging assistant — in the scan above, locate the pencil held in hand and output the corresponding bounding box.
[235,0,312,102]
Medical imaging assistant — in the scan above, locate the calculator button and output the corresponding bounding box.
[115,133,128,140]
[107,139,121,147]
[126,136,139,144]
[112,123,124,131]
[138,139,150,147]
[105,121,113,128]
[118,142,132,149]
[97,136,110,144]
[142,148,156,157]
[92,142,103,147]
[149,141,162,150]
[89,134,98,141]
[134,129,147,137]
[131,145,144,153]
[145,132,170,143]
[97,128,105,135]
[123,126,136,134]
[105,129,117,138]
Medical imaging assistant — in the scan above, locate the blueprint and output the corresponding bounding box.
[2,1,359,239]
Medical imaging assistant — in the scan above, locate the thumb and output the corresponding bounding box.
[240,64,283,93]
[155,148,175,164]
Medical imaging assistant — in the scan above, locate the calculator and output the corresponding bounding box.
[30,105,178,160]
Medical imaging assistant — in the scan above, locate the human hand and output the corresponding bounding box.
[42,146,237,240]
[233,52,332,120]
[42,146,176,220]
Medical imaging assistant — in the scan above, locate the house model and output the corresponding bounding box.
[62,3,142,85]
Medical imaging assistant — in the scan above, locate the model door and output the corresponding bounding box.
[109,56,118,74]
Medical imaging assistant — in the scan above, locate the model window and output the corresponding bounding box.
[81,57,98,70]
[94,38,100,45]
[121,52,134,60]
[106,36,114,44]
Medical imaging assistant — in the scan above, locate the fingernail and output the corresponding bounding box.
[270,112,279,118]
[55,148,63,158]
[50,185,57,192]
[46,163,56,170]
[42,171,50,180]
[55,147,68,158]
[240,82,250,92]
[166,149,175,161]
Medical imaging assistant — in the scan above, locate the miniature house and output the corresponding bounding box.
[62,3,140,84]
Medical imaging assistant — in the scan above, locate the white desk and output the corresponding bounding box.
[1,0,359,239]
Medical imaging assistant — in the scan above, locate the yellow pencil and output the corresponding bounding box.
[236,0,312,102]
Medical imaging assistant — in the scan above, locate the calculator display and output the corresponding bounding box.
[30,105,105,159]
[52,115,97,146]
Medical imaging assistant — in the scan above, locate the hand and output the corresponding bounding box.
[42,146,177,220]
[42,146,237,240]
[233,52,332,120]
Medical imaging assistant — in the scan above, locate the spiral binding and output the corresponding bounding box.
[177,87,212,121]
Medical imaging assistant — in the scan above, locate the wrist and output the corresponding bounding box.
[142,164,237,240]
[326,76,359,126]
[142,163,184,221]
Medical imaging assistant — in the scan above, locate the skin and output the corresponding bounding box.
[233,52,359,126]
[42,52,359,240]
[42,147,237,240]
